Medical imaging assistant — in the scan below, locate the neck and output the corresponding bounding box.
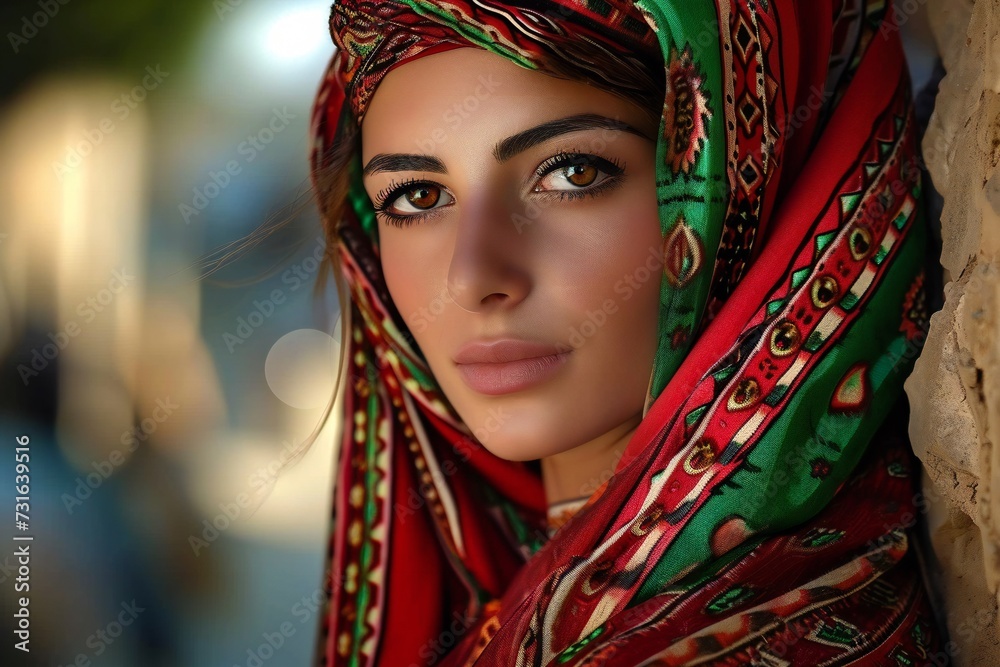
[540,415,641,507]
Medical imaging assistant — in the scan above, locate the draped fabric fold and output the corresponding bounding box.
[308,1,945,664]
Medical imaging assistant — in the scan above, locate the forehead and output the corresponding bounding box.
[360,47,656,161]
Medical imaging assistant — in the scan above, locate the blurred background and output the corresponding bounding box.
[0,1,342,665]
[0,2,937,666]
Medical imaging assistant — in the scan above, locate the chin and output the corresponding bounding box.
[473,428,570,462]
[442,382,577,462]
[479,440,541,462]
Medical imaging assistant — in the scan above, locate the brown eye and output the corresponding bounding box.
[405,185,440,209]
[566,164,598,187]
[378,181,454,221]
[533,152,625,195]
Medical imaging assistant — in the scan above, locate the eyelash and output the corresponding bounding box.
[371,151,628,228]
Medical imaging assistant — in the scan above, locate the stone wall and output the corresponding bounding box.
[905,0,1000,663]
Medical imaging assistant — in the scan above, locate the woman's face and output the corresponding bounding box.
[361,47,663,462]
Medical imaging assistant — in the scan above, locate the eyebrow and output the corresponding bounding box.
[361,113,653,178]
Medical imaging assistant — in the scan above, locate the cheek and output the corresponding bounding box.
[557,195,663,389]
[380,235,432,334]
[555,197,662,321]
[379,231,457,355]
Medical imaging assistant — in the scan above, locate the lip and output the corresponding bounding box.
[453,339,572,396]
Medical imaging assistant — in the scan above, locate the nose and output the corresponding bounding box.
[445,194,531,313]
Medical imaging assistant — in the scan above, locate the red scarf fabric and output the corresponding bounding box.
[309,1,946,664]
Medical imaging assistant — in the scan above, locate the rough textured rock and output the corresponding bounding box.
[905,0,1000,662]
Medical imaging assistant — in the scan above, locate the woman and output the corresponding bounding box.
[308,1,947,664]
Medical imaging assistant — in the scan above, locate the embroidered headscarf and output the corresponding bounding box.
[309,1,944,664]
